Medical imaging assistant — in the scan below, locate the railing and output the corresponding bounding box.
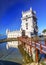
[18,37,46,54]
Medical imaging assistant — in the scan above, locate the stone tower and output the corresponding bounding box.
[21,8,38,37]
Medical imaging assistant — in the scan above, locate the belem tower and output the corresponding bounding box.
[6,8,38,49]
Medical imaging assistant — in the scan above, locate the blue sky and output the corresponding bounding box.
[0,0,46,34]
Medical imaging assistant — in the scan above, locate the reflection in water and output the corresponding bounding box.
[0,42,23,64]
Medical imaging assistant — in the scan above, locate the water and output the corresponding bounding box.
[0,42,23,65]
[0,35,7,40]
[0,35,23,65]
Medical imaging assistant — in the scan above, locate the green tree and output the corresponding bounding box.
[42,29,46,33]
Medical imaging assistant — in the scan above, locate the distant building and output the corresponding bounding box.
[6,29,21,38]
[41,32,46,36]
[6,8,38,38]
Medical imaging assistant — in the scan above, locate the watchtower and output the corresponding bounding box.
[21,8,38,37]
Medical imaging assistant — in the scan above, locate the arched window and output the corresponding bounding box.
[26,23,28,29]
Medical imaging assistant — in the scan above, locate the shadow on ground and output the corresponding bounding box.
[0,60,21,65]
